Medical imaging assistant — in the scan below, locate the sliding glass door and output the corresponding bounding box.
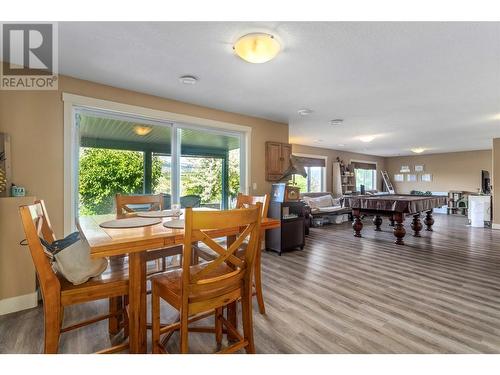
[179,127,241,209]
[76,108,245,217]
[77,111,172,215]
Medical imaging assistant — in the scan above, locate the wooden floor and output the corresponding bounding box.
[2,214,500,353]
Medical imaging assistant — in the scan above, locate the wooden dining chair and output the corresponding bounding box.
[151,204,262,354]
[115,193,163,218]
[19,201,129,354]
[234,193,269,314]
[115,193,183,274]
[196,193,270,314]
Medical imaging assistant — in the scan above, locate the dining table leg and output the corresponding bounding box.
[226,234,238,341]
[128,252,147,353]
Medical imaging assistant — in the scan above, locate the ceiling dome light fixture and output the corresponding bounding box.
[179,75,198,85]
[411,147,426,154]
[330,119,344,126]
[233,33,281,64]
[359,135,376,143]
[297,108,313,116]
[133,125,153,136]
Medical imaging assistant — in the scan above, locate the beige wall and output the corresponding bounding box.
[492,139,500,225]
[292,144,386,192]
[0,75,288,238]
[0,196,37,308]
[385,150,492,194]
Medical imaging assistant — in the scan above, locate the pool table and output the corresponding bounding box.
[344,194,448,245]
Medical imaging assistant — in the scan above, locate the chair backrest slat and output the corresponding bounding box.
[236,193,270,218]
[181,204,262,304]
[115,194,163,218]
[35,199,57,243]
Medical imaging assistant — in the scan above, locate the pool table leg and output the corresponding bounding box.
[389,217,395,227]
[373,215,382,231]
[352,209,363,237]
[393,213,406,245]
[411,213,423,237]
[424,210,435,231]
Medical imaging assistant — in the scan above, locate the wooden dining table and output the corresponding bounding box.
[78,211,280,354]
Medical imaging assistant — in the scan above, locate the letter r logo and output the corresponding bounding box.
[2,24,53,75]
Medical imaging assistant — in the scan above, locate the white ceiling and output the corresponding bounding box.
[58,22,500,156]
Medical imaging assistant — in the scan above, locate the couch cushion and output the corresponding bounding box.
[317,206,347,213]
[306,195,334,209]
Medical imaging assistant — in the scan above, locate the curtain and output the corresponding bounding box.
[352,161,376,170]
[292,155,326,168]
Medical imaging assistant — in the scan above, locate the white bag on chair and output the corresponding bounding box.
[41,232,108,285]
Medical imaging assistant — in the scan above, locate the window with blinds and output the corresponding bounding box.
[292,155,326,193]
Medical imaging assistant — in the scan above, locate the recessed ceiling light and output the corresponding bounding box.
[179,75,198,85]
[297,109,313,116]
[133,125,153,136]
[359,135,375,143]
[233,33,281,64]
[491,113,500,120]
[411,147,426,154]
[330,119,344,126]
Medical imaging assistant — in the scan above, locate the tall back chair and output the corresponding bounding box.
[114,193,183,275]
[236,193,270,217]
[115,193,163,218]
[19,201,129,353]
[180,194,201,208]
[195,193,270,314]
[162,193,172,209]
[151,204,262,354]
[235,193,269,314]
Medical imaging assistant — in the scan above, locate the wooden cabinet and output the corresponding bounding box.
[265,142,292,181]
[265,201,306,255]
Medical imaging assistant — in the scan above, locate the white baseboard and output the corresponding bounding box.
[492,223,500,230]
[0,292,38,316]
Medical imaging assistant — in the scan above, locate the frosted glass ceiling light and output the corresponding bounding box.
[133,125,153,136]
[234,33,281,64]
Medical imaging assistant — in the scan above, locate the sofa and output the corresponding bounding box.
[301,192,351,226]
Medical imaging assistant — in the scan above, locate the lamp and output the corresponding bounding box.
[133,125,153,136]
[280,155,307,185]
[233,33,281,64]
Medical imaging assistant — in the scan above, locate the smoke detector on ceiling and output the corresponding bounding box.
[179,75,198,85]
[297,109,313,116]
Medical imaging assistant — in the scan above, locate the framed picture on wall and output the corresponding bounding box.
[421,174,432,182]
[394,174,404,182]
[415,165,424,172]
[400,165,410,173]
[407,174,417,182]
